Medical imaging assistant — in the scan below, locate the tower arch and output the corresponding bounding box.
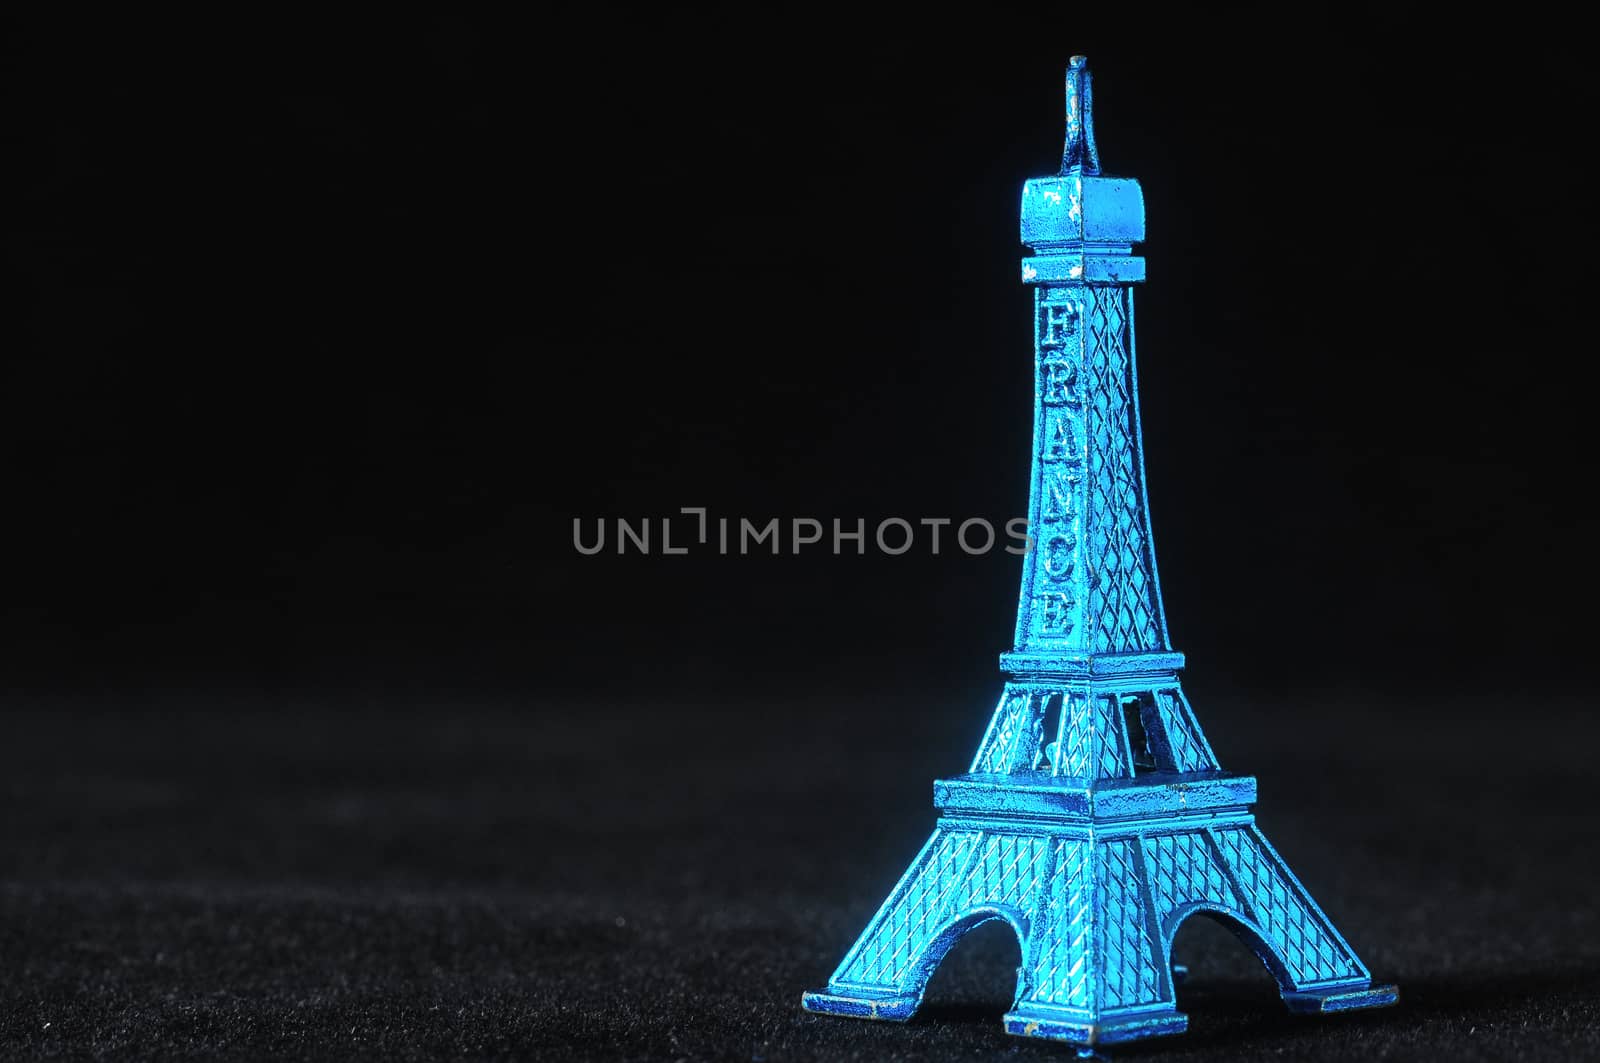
[904,905,1031,1012]
[1161,902,1295,995]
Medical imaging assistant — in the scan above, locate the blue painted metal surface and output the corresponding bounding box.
[801,57,1397,1047]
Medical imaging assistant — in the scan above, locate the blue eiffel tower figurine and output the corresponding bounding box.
[800,57,1397,1048]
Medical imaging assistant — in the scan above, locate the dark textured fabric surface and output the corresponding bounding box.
[3,688,1596,1060]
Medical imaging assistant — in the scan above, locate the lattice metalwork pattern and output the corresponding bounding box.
[1095,839,1164,1008]
[1147,688,1220,773]
[971,686,1139,781]
[1142,831,1238,934]
[839,830,981,988]
[1027,839,1093,1009]
[1081,287,1161,654]
[957,834,1055,912]
[1048,692,1132,780]
[1211,827,1364,987]
[972,689,1039,774]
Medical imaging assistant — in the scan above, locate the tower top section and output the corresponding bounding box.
[1021,57,1145,277]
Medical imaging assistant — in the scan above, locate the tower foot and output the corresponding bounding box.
[800,988,919,1022]
[1003,1007,1188,1046]
[1282,983,1399,1015]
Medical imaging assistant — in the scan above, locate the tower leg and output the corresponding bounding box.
[801,828,1036,1022]
[1205,825,1398,1013]
[1003,835,1186,1045]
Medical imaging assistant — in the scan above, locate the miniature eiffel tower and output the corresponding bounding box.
[801,57,1397,1048]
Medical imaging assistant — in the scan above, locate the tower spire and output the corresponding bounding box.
[1060,55,1100,175]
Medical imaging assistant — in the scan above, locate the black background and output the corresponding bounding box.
[5,8,1599,1061]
